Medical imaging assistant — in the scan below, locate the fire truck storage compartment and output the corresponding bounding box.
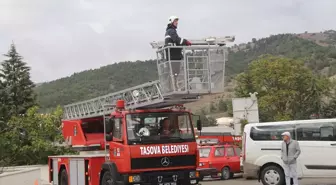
[50,155,105,185]
[69,158,85,185]
[51,157,58,185]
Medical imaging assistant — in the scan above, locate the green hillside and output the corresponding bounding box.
[227,33,336,76]
[35,60,158,111]
[35,31,336,111]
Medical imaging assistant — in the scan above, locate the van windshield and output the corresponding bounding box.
[126,112,195,144]
[199,148,211,158]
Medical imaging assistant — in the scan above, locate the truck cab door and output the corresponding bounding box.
[108,117,126,170]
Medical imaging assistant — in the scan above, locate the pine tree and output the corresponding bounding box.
[0,80,8,130]
[0,43,36,116]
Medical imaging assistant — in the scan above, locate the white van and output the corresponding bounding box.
[242,119,336,185]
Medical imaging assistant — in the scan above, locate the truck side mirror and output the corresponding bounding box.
[105,118,114,133]
[192,114,202,131]
[196,120,202,131]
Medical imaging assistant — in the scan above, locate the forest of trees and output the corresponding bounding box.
[0,44,72,171]
[234,55,334,121]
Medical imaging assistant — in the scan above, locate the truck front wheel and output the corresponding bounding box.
[101,171,116,185]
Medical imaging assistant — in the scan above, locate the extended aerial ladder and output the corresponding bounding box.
[63,36,235,120]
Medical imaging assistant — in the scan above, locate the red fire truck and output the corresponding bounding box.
[47,36,235,185]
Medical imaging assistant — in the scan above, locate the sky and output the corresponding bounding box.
[1,0,336,83]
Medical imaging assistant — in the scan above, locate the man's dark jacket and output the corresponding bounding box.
[164,24,188,60]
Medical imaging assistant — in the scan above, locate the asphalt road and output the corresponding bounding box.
[201,175,336,185]
[39,165,336,185]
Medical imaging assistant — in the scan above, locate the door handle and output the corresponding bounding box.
[330,143,336,146]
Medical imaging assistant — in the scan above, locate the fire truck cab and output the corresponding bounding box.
[102,101,201,185]
[48,36,234,185]
[50,103,202,185]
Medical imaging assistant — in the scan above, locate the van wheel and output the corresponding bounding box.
[221,167,231,180]
[59,169,68,185]
[101,171,116,185]
[260,165,285,185]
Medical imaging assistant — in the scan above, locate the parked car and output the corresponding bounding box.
[197,143,242,180]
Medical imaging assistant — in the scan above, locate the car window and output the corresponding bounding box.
[225,146,235,157]
[234,147,242,156]
[214,147,225,157]
[296,122,336,141]
[199,148,211,158]
[250,125,295,140]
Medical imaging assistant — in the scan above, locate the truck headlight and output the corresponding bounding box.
[189,171,199,178]
[199,163,204,166]
[129,175,141,183]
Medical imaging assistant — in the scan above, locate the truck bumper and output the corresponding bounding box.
[121,169,199,185]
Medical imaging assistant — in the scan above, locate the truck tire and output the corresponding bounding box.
[59,169,68,185]
[221,167,231,180]
[260,165,285,185]
[101,171,117,185]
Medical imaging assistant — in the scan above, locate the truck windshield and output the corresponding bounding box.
[126,112,195,144]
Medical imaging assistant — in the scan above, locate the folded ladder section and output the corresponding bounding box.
[63,80,199,120]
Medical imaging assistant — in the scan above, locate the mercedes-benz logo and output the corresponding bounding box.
[161,157,170,167]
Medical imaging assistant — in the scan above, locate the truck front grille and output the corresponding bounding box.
[131,155,196,170]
